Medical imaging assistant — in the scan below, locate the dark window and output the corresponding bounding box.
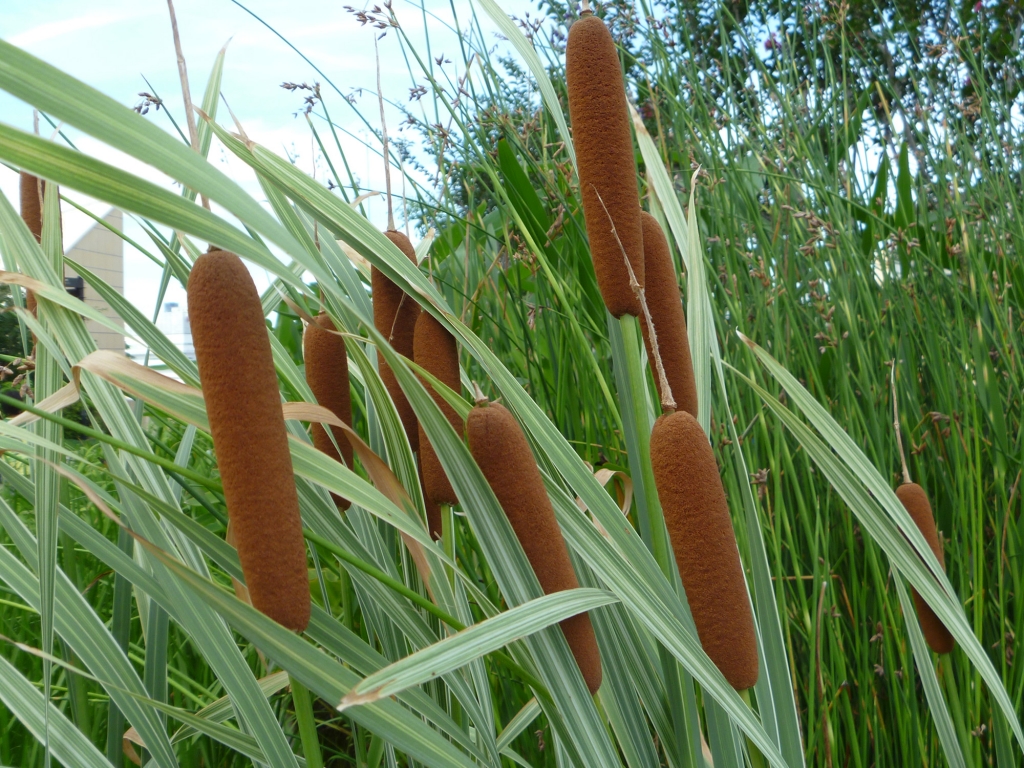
[64,276,85,301]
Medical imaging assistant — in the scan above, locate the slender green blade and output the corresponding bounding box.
[892,573,967,768]
[0,654,114,768]
[342,589,617,707]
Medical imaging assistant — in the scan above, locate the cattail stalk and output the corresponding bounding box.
[650,410,759,690]
[372,50,421,449]
[638,212,698,417]
[895,483,955,653]
[414,311,462,510]
[304,312,354,510]
[420,465,443,541]
[373,233,421,449]
[19,172,44,318]
[188,250,310,632]
[467,399,603,694]
[891,363,954,653]
[593,188,675,411]
[566,8,645,318]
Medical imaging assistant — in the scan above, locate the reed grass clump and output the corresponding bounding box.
[895,482,955,654]
[187,249,310,632]
[638,212,698,417]
[414,311,462,507]
[373,231,421,450]
[467,400,603,694]
[565,9,644,318]
[650,410,758,690]
[304,312,353,510]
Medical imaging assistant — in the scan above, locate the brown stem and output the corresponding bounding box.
[471,381,488,406]
[375,37,395,232]
[590,185,676,412]
[890,359,911,484]
[166,0,209,211]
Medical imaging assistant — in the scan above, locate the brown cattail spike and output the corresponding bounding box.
[638,212,698,417]
[188,250,310,632]
[304,312,354,510]
[20,172,44,319]
[467,401,603,694]
[650,410,758,690]
[420,464,443,541]
[414,311,462,506]
[566,10,644,317]
[373,231,421,450]
[895,482,955,654]
[20,172,43,242]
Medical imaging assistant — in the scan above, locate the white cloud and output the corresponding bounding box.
[8,10,141,48]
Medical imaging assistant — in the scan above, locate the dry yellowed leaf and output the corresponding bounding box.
[7,381,80,427]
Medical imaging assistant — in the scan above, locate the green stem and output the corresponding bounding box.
[167,472,227,526]
[610,315,672,577]
[442,503,455,590]
[303,528,463,630]
[291,676,324,768]
[366,732,385,768]
[611,315,697,768]
[740,689,767,768]
[941,657,972,763]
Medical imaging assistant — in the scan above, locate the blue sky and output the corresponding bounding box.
[0,0,534,350]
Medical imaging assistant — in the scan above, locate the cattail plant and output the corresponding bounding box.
[19,171,43,242]
[891,367,954,654]
[420,465,443,541]
[650,410,759,690]
[414,310,462,510]
[373,232,421,450]
[19,171,43,317]
[895,483,955,653]
[187,249,310,632]
[303,312,354,510]
[638,211,698,417]
[565,4,644,318]
[467,399,603,694]
[373,52,421,449]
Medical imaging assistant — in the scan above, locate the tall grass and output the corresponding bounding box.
[0,1,1020,766]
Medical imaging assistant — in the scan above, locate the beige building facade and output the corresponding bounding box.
[64,208,125,354]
